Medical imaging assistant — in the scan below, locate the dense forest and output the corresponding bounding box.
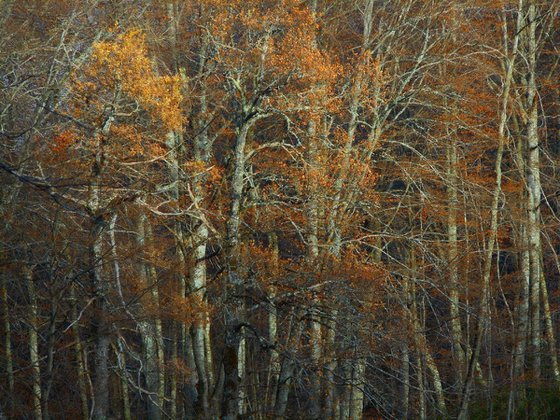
[1,0,560,418]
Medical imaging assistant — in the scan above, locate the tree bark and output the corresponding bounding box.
[222,120,253,419]
[114,343,131,420]
[71,286,90,420]
[323,309,338,418]
[274,311,304,419]
[135,214,163,420]
[447,134,466,381]
[1,276,14,417]
[266,233,281,415]
[348,358,366,420]
[26,267,43,420]
[91,219,110,420]
[524,2,542,382]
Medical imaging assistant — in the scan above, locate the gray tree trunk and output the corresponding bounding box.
[1,277,14,417]
[274,311,304,418]
[222,121,253,419]
[524,3,542,382]
[70,286,90,420]
[25,267,42,420]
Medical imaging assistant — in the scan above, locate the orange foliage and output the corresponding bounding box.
[71,29,183,132]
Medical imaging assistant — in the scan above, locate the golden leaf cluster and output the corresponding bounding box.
[71,29,184,132]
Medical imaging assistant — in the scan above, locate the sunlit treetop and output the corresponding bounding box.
[208,0,341,113]
[70,28,184,132]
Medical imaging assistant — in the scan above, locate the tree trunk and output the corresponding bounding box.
[348,358,366,420]
[170,325,178,420]
[409,253,446,416]
[144,219,166,414]
[91,220,110,420]
[222,121,252,419]
[509,225,530,418]
[114,343,131,420]
[305,117,323,420]
[447,135,466,381]
[135,214,162,420]
[274,311,304,419]
[26,267,43,420]
[524,2,542,382]
[418,351,426,420]
[90,110,114,420]
[71,286,90,420]
[322,309,338,418]
[41,302,57,420]
[540,266,560,385]
[189,220,213,418]
[266,233,281,415]
[1,276,14,417]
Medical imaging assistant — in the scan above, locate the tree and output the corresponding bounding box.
[1,1,560,419]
